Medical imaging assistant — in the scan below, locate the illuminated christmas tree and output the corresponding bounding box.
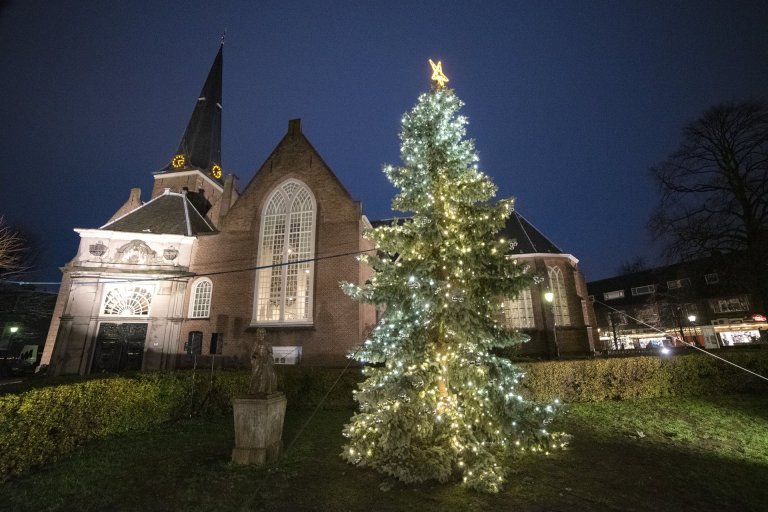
[341,61,565,493]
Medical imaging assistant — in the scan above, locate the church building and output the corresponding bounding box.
[41,46,594,375]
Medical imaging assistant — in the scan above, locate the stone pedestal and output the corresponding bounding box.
[231,393,287,465]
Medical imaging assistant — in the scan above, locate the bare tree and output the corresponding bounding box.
[618,256,647,276]
[0,216,27,277]
[649,101,768,313]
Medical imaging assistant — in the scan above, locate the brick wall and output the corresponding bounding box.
[182,120,374,367]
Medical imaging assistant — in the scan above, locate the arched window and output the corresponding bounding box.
[255,180,316,324]
[103,286,152,316]
[189,278,212,318]
[503,287,534,329]
[547,265,571,326]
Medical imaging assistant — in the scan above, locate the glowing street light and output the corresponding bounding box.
[543,291,560,359]
[687,314,699,346]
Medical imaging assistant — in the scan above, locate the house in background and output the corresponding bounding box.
[41,46,596,376]
[587,253,768,351]
[0,282,56,376]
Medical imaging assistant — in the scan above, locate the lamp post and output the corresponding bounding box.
[7,326,18,349]
[544,291,560,359]
[2,326,19,378]
[687,314,698,346]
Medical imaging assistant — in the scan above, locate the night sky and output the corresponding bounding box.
[2,1,767,284]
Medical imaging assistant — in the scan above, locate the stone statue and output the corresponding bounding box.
[249,328,278,395]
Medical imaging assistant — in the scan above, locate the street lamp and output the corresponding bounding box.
[687,314,698,346]
[2,326,19,378]
[544,291,560,359]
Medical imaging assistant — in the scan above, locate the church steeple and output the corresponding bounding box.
[167,43,223,182]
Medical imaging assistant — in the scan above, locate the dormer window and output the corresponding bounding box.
[631,284,656,296]
[603,290,625,300]
[666,279,690,290]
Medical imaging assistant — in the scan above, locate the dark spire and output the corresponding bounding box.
[168,43,223,181]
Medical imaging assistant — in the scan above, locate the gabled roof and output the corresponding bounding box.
[500,211,562,255]
[101,190,215,236]
[240,119,356,204]
[371,210,564,255]
[158,44,223,182]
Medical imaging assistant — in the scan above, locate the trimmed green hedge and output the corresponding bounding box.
[518,350,768,402]
[2,352,766,480]
[0,373,189,479]
[0,366,360,480]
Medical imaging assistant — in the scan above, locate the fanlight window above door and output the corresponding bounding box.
[103,286,153,316]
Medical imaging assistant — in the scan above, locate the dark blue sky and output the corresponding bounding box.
[1,1,767,283]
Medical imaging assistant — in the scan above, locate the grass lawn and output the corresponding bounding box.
[1,394,766,511]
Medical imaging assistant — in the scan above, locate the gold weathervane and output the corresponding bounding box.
[429,59,449,88]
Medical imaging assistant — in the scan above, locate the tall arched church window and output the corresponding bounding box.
[547,265,571,326]
[255,180,316,324]
[189,278,212,318]
[102,286,152,316]
[503,287,535,329]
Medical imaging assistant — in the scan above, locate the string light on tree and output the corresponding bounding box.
[340,60,565,493]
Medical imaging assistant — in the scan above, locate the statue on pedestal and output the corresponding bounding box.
[232,327,287,465]
[248,328,278,395]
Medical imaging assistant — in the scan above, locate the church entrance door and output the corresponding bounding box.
[91,322,148,374]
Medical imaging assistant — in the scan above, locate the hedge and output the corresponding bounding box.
[518,350,768,402]
[0,366,360,480]
[0,373,190,479]
[2,351,766,480]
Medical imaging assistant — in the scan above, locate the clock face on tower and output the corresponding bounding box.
[211,164,222,179]
[171,154,186,169]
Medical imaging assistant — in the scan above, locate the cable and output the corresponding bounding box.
[56,246,378,286]
[1,241,380,288]
[593,298,768,383]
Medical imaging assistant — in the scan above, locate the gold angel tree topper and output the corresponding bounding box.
[429,59,449,88]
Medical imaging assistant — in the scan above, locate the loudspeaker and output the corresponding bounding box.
[185,331,203,355]
[210,333,223,355]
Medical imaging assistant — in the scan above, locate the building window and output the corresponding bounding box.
[705,273,719,285]
[636,305,660,325]
[547,266,571,326]
[102,286,152,316]
[255,180,316,324]
[709,296,750,314]
[503,287,534,329]
[631,284,656,296]
[189,278,212,318]
[666,279,690,290]
[603,290,625,301]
